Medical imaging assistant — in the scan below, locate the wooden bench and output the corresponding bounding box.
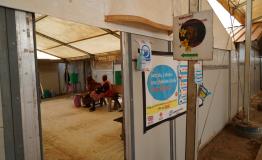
[106,85,123,112]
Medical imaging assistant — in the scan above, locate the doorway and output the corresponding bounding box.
[34,14,125,160]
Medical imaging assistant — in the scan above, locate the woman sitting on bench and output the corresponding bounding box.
[89,75,113,112]
[82,76,100,108]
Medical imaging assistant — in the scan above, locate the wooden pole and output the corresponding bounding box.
[186,60,198,160]
[186,0,199,160]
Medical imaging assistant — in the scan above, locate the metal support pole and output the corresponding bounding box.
[243,0,252,123]
[121,32,135,160]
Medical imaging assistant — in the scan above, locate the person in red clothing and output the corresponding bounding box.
[86,76,100,92]
[89,75,113,112]
[82,76,101,108]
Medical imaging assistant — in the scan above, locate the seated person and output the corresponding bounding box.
[82,76,101,107]
[89,75,113,112]
[86,76,100,92]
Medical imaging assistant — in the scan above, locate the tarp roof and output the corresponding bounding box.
[35,14,120,60]
[227,22,262,42]
[218,0,262,24]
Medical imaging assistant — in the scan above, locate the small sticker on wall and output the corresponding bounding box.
[136,40,152,71]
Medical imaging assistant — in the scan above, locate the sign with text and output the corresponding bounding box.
[194,62,203,85]
[178,62,188,105]
[173,10,213,60]
[143,55,187,132]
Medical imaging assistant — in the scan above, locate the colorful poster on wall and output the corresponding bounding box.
[143,55,187,132]
[194,62,203,85]
[178,62,188,105]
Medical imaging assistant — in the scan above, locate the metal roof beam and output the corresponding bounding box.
[43,32,111,50]
[233,0,255,9]
[35,15,48,22]
[100,28,120,39]
[36,31,92,56]
[42,30,120,50]
[218,0,246,24]
[253,16,262,22]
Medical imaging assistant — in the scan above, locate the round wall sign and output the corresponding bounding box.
[147,65,177,101]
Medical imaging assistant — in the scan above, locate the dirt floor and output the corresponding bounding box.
[198,125,261,160]
[198,93,262,160]
[41,96,124,160]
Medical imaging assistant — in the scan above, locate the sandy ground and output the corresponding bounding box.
[41,97,124,160]
[198,125,261,160]
[198,93,262,160]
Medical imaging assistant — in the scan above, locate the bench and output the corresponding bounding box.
[106,85,123,112]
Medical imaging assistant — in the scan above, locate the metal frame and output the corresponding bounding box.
[0,7,16,160]
[253,16,262,23]
[168,41,175,160]
[0,7,28,160]
[121,32,135,160]
[243,0,253,122]
[33,13,44,160]
[229,51,232,120]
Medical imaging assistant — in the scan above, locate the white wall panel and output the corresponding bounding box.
[230,50,240,117]
[237,44,260,103]
[175,115,186,160]
[173,49,231,159]
[131,34,171,160]
[38,62,60,95]
[198,69,229,148]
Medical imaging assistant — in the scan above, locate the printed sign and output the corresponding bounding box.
[173,10,213,60]
[178,62,188,105]
[143,55,187,132]
[194,62,203,85]
[198,84,211,107]
[136,40,152,71]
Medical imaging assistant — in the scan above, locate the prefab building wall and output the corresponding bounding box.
[91,60,121,84]
[38,62,60,96]
[234,43,261,111]
[38,60,89,96]
[123,32,261,160]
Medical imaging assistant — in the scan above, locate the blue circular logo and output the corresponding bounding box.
[141,44,151,61]
[147,65,177,101]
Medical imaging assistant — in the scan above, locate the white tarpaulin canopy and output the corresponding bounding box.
[0,0,237,53]
[218,0,262,24]
[35,14,120,60]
